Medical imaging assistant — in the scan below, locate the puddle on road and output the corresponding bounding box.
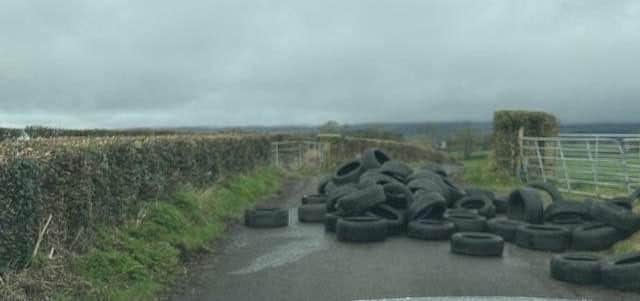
[229,208,329,275]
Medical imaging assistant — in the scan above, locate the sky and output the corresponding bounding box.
[1,0,640,128]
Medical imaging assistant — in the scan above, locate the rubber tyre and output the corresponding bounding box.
[317,175,332,194]
[325,184,357,212]
[337,184,386,215]
[445,208,479,216]
[244,208,289,228]
[544,200,591,221]
[298,203,327,223]
[455,195,496,218]
[361,148,391,170]
[301,194,328,205]
[382,182,414,209]
[407,178,445,196]
[408,191,447,220]
[508,188,544,224]
[450,232,504,257]
[333,160,365,185]
[465,187,496,200]
[487,218,527,242]
[324,212,339,232]
[493,197,509,214]
[609,197,633,211]
[359,170,401,186]
[548,216,586,232]
[527,181,564,202]
[591,201,640,233]
[379,160,413,183]
[407,169,444,183]
[551,253,602,285]
[367,204,406,235]
[336,216,388,243]
[572,223,626,251]
[601,252,640,290]
[515,224,570,252]
[442,178,466,206]
[446,213,487,232]
[407,219,455,240]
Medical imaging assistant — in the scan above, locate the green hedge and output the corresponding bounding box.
[323,136,448,166]
[493,110,559,174]
[0,135,271,270]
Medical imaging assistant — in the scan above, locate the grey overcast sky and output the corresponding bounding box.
[1,0,640,128]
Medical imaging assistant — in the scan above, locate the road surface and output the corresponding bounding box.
[168,177,639,301]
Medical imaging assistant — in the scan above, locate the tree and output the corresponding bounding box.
[319,121,341,133]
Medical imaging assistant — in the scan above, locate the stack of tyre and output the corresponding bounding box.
[293,148,640,290]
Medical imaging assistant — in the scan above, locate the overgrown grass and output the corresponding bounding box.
[56,167,283,300]
[459,151,520,194]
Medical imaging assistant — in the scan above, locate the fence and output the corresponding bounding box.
[271,141,330,169]
[520,133,640,197]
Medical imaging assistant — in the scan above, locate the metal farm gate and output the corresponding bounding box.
[520,134,640,197]
[271,141,330,170]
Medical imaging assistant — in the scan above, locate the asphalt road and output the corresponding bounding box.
[168,177,639,301]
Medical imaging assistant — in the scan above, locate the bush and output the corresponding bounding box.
[493,110,559,175]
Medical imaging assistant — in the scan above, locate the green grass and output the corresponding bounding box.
[57,167,283,300]
[459,151,520,195]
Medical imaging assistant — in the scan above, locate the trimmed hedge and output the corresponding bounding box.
[0,135,271,270]
[493,110,559,175]
[0,133,445,272]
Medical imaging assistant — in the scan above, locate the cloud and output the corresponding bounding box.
[1,0,640,128]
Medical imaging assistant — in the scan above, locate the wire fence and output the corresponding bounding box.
[520,133,640,198]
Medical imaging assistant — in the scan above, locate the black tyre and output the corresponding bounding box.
[465,187,495,200]
[527,181,564,202]
[609,197,633,211]
[572,223,626,251]
[337,184,386,215]
[359,170,401,186]
[442,178,466,206]
[367,204,406,235]
[407,178,445,195]
[508,188,544,224]
[325,183,357,212]
[324,212,339,232]
[408,219,456,241]
[298,203,327,223]
[455,195,496,218]
[450,232,504,257]
[487,218,527,242]
[591,201,640,233]
[382,182,414,209]
[301,194,327,205]
[492,196,509,214]
[445,208,479,216]
[336,216,388,243]
[333,160,365,185]
[446,213,487,232]
[244,208,289,228]
[379,160,413,183]
[407,169,444,183]
[601,252,640,290]
[548,216,585,232]
[361,148,391,170]
[544,200,591,222]
[408,191,447,220]
[515,224,570,252]
[630,188,640,205]
[317,175,332,194]
[551,253,602,285]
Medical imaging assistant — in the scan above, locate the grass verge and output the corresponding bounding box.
[50,167,283,300]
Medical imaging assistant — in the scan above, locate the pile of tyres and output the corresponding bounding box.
[246,148,640,291]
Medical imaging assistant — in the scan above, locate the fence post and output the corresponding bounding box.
[535,139,546,182]
[275,142,279,168]
[517,127,524,177]
[558,140,571,192]
[618,140,632,194]
[586,141,599,196]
